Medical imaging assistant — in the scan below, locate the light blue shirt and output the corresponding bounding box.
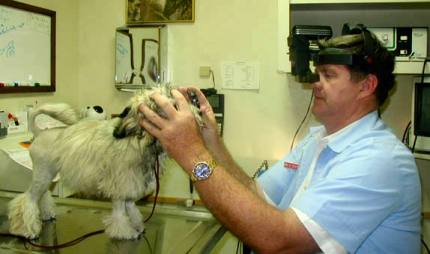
[257,111,421,253]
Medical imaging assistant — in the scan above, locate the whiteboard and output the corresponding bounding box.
[0,1,55,93]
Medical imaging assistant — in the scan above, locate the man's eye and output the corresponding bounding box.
[323,72,336,79]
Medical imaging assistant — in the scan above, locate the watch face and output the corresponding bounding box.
[194,162,211,180]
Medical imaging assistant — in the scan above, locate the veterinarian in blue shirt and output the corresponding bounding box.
[258,111,421,253]
[140,26,421,253]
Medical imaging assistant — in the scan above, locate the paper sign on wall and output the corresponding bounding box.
[221,61,260,90]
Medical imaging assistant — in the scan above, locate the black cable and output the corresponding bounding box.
[209,70,216,88]
[0,230,104,250]
[144,154,160,223]
[0,232,29,241]
[143,233,153,254]
[411,135,418,153]
[27,229,105,250]
[422,235,430,254]
[420,58,429,87]
[401,121,411,145]
[290,90,314,151]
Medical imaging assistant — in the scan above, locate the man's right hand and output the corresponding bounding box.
[178,87,221,151]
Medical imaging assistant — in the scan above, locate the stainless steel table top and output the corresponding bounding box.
[0,191,225,254]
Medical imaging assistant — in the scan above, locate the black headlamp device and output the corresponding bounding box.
[289,24,373,83]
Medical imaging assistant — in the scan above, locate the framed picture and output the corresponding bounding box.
[127,0,194,24]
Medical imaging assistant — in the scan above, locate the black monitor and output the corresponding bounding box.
[414,81,430,137]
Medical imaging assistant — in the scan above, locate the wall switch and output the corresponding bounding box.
[199,66,211,78]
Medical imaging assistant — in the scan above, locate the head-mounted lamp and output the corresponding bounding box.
[289,24,373,83]
[305,48,367,83]
[314,48,360,65]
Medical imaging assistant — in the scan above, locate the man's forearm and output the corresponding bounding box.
[206,139,256,191]
[191,155,318,254]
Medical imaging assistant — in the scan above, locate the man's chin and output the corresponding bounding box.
[311,106,326,121]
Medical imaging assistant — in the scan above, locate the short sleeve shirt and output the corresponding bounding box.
[257,111,421,253]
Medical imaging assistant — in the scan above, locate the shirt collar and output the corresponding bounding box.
[310,111,381,153]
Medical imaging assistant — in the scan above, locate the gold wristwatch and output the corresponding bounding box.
[191,159,217,182]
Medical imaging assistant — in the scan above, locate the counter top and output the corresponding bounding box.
[0,132,32,150]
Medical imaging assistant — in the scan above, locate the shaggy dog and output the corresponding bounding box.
[8,86,201,240]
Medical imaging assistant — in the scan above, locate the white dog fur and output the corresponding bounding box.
[8,85,201,240]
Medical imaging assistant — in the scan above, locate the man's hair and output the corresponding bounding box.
[318,31,396,106]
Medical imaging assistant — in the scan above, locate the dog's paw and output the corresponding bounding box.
[133,222,145,234]
[40,210,56,221]
[8,193,42,239]
[103,214,140,240]
[105,224,140,240]
[8,214,42,239]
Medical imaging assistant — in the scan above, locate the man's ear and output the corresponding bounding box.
[359,74,378,98]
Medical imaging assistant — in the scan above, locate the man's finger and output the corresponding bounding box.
[139,104,166,129]
[150,92,177,118]
[140,118,161,138]
[171,89,189,111]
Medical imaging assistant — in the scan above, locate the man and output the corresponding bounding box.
[139,27,421,253]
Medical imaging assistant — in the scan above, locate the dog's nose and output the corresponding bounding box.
[113,126,127,139]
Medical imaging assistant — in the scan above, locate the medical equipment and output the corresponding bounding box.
[204,90,225,136]
[288,24,380,83]
[288,25,332,83]
[368,27,428,61]
[189,88,225,136]
[410,74,430,154]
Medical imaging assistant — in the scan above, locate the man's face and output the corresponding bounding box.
[312,64,364,123]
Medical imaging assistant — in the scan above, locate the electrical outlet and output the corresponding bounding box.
[199,66,211,78]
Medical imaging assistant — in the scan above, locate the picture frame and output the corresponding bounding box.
[0,0,56,94]
[127,0,195,25]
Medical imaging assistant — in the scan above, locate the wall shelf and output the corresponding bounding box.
[414,153,430,161]
[395,62,430,75]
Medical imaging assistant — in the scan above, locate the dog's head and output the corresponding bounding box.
[113,85,202,140]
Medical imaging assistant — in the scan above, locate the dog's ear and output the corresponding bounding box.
[118,106,131,118]
[112,106,131,139]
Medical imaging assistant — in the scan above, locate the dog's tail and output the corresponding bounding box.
[29,103,79,137]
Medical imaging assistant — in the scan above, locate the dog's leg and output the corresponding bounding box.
[8,161,58,239]
[103,199,140,239]
[39,190,56,221]
[125,200,144,234]
[28,161,58,220]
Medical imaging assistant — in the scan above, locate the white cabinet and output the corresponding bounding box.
[278,0,430,74]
